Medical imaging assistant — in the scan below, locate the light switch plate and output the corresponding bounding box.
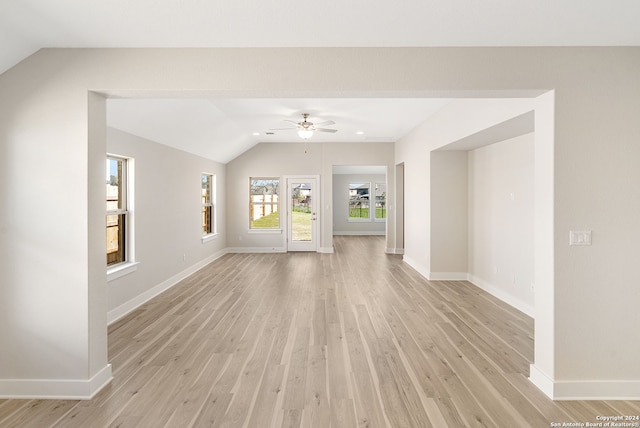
[569,230,592,246]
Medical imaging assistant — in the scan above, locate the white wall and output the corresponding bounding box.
[106,128,227,322]
[225,142,323,252]
[332,173,386,235]
[429,151,468,278]
[467,133,535,316]
[421,134,535,315]
[226,142,394,253]
[396,98,536,280]
[0,47,639,400]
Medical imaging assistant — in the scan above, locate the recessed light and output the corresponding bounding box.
[356,131,364,135]
[252,132,260,136]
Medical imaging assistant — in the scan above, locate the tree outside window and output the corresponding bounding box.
[348,182,370,220]
[375,182,386,220]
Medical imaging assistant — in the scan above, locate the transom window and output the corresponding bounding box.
[250,178,280,229]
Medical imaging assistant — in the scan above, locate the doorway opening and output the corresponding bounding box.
[331,165,387,241]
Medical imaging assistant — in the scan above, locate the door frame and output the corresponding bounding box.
[285,175,320,252]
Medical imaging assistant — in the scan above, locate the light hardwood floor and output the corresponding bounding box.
[1,236,638,427]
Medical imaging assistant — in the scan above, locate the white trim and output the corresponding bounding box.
[529,364,555,399]
[226,247,286,253]
[319,246,334,254]
[552,380,640,401]
[385,247,404,255]
[107,261,140,282]
[201,233,219,243]
[468,274,534,317]
[400,257,534,317]
[333,230,385,236]
[402,255,431,280]
[0,364,112,400]
[347,218,373,223]
[428,272,469,281]
[107,249,227,324]
[529,365,640,400]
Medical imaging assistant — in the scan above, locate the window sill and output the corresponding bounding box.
[347,218,372,223]
[248,229,282,234]
[107,261,140,282]
[202,233,219,243]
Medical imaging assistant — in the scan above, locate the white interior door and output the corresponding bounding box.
[286,176,319,252]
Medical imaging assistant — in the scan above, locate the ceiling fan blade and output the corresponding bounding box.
[268,127,297,131]
[284,120,301,126]
[315,128,338,133]
[314,120,335,127]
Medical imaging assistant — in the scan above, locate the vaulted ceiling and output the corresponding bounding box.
[2,0,639,163]
[107,98,453,163]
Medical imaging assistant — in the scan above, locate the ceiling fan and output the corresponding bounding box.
[271,113,337,139]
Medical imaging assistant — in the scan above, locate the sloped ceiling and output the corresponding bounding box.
[2,0,638,164]
[107,98,452,163]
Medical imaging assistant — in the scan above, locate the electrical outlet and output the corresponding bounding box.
[569,230,592,246]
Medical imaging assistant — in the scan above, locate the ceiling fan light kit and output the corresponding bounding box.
[270,113,337,140]
[297,129,314,139]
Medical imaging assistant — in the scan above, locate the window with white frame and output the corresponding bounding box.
[250,178,280,229]
[374,182,387,220]
[202,173,215,235]
[348,182,370,221]
[106,156,130,266]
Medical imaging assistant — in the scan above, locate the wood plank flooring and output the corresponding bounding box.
[1,236,638,427]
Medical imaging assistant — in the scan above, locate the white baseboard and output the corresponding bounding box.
[0,364,112,400]
[552,380,640,400]
[529,364,640,400]
[428,272,469,281]
[108,249,228,325]
[402,255,431,280]
[319,246,334,254]
[333,231,385,236]
[385,247,404,255]
[467,274,534,317]
[529,364,555,399]
[226,246,286,253]
[401,258,534,317]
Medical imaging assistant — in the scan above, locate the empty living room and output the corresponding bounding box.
[1,1,640,427]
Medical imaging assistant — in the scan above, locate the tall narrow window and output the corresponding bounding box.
[202,174,215,235]
[250,178,280,229]
[348,182,370,220]
[106,156,128,266]
[374,182,387,220]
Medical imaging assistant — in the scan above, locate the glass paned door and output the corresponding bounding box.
[287,177,319,252]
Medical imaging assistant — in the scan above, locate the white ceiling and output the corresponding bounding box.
[2,0,640,75]
[3,0,639,164]
[107,98,452,163]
